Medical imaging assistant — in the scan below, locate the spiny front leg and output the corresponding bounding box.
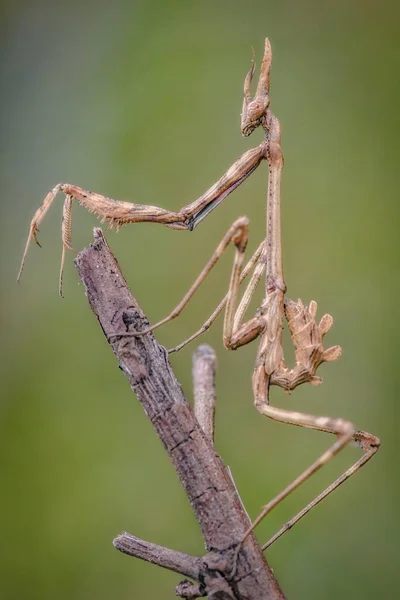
[16,182,190,289]
[59,194,74,297]
[18,38,277,293]
[17,143,267,294]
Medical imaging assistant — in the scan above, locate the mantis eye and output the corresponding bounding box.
[242,124,256,137]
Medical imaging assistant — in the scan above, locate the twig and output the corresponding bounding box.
[74,228,285,600]
[113,532,202,579]
[193,345,217,443]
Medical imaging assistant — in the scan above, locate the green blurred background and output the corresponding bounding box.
[1,1,399,598]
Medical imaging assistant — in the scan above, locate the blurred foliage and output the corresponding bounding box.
[1,1,399,598]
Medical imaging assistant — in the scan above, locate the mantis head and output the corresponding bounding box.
[241,38,272,137]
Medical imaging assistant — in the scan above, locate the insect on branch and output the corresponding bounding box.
[19,35,380,592]
[75,228,285,600]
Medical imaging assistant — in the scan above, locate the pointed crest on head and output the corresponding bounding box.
[241,38,272,137]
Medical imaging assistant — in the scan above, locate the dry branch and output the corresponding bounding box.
[74,228,285,600]
[193,345,217,443]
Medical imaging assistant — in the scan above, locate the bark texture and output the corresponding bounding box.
[74,228,285,599]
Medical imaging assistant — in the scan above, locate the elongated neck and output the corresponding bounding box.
[265,113,286,295]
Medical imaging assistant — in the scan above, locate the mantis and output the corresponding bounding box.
[18,38,379,550]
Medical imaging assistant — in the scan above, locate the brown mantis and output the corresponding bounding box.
[18,38,379,550]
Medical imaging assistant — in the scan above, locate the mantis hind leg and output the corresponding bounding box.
[241,366,380,547]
